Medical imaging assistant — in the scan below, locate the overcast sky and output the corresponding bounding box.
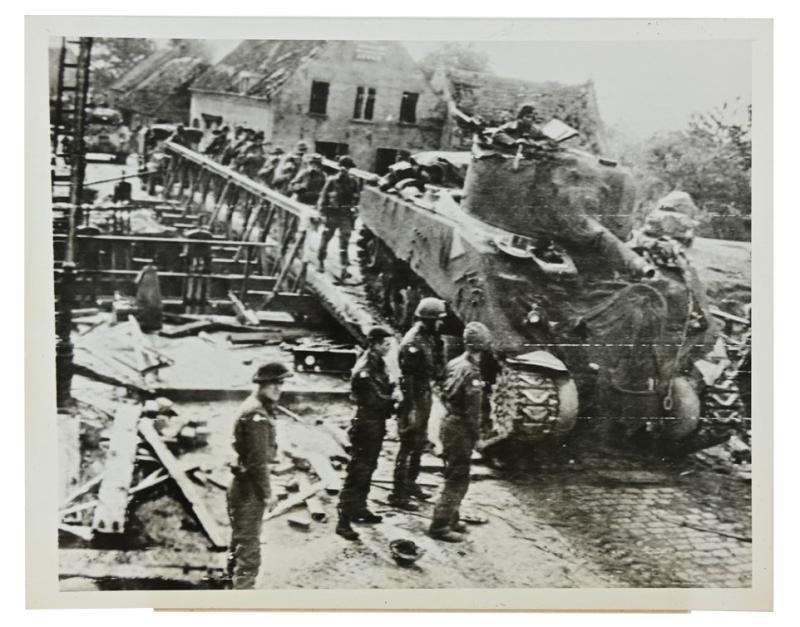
[198,38,752,139]
[404,40,752,138]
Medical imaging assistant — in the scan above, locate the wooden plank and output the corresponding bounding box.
[59,549,227,582]
[227,290,259,326]
[304,452,343,495]
[159,319,218,338]
[263,479,326,521]
[138,419,227,549]
[297,475,328,522]
[91,404,142,534]
[63,473,104,506]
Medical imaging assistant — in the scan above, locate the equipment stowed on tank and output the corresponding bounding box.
[355,121,742,460]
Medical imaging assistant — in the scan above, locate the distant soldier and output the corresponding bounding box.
[288,153,327,205]
[227,362,292,589]
[389,297,447,511]
[167,124,188,147]
[272,140,310,192]
[429,322,494,542]
[336,326,399,541]
[113,170,132,203]
[316,155,360,280]
[257,146,285,187]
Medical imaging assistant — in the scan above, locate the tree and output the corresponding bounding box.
[620,99,751,239]
[419,42,491,77]
[90,38,157,96]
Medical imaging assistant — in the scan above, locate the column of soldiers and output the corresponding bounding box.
[197,124,362,282]
[227,301,497,588]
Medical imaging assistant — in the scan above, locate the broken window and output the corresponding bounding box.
[353,86,376,121]
[309,80,329,116]
[399,92,419,124]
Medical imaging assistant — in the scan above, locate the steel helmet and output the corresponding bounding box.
[415,297,447,320]
[253,361,292,383]
[463,321,492,351]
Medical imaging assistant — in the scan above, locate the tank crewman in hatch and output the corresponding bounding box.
[336,326,401,541]
[429,322,494,542]
[227,361,291,589]
[389,297,447,511]
[288,153,328,205]
[317,155,360,280]
[489,103,549,151]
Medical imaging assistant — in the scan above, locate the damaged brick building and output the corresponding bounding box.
[189,40,446,173]
[430,66,605,153]
[110,40,212,128]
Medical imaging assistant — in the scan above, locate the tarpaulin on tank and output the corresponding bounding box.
[462,147,636,242]
[570,283,671,420]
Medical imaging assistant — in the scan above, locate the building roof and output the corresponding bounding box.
[115,55,210,115]
[191,39,327,100]
[435,67,604,150]
[111,46,180,93]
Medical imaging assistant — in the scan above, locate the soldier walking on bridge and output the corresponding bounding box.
[288,153,327,205]
[336,326,399,541]
[429,322,494,542]
[227,362,291,589]
[317,155,360,281]
[389,297,446,511]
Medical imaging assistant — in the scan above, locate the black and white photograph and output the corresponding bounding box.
[25,16,772,610]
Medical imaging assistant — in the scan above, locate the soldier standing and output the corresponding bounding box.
[389,297,446,511]
[429,322,494,542]
[227,362,291,589]
[316,155,360,280]
[288,153,328,205]
[336,327,399,541]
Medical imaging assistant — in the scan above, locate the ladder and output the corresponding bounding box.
[51,37,93,217]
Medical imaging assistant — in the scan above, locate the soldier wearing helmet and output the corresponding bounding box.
[336,326,399,541]
[257,146,285,187]
[490,103,548,151]
[287,153,327,205]
[429,322,494,542]
[227,362,292,588]
[271,140,311,192]
[316,155,361,280]
[388,297,447,511]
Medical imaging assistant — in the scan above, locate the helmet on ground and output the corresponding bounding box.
[338,155,356,169]
[414,297,447,320]
[389,539,425,566]
[253,362,292,384]
[463,321,492,351]
[366,326,393,343]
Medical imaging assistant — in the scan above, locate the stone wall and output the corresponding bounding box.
[190,91,274,134]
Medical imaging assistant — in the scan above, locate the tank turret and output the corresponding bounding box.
[355,130,738,459]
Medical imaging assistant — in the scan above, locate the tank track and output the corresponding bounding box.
[488,368,562,443]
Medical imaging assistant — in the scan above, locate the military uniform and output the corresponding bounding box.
[338,350,395,517]
[430,352,488,536]
[288,166,327,205]
[317,171,360,271]
[227,393,278,589]
[392,321,444,502]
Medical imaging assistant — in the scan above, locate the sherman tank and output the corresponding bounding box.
[355,131,740,458]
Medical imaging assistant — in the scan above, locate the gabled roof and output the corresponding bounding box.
[115,55,210,115]
[191,39,327,100]
[111,46,182,93]
[435,67,604,149]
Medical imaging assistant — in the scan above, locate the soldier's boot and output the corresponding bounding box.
[408,483,431,501]
[352,509,383,524]
[339,250,351,281]
[450,520,469,533]
[429,521,465,543]
[335,508,360,541]
[388,492,420,512]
